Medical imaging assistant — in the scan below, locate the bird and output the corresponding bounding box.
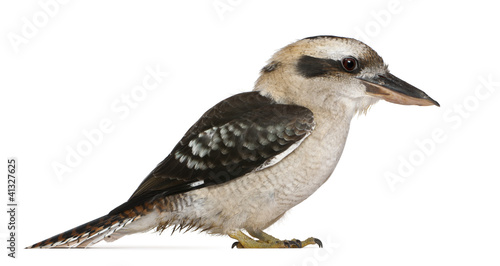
[27,35,439,249]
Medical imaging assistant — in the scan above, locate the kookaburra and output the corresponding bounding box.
[28,35,439,249]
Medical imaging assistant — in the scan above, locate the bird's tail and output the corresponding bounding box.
[26,210,146,248]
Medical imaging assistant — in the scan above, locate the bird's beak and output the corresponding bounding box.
[358,73,440,107]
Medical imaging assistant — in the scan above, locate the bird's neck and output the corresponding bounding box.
[255,84,359,128]
[310,104,354,140]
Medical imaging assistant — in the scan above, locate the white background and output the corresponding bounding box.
[1,1,499,265]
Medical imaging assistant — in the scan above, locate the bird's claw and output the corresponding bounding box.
[313,238,323,248]
[231,241,243,249]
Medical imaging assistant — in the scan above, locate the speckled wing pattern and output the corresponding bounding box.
[110,92,315,215]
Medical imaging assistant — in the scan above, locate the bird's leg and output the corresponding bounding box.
[228,229,322,248]
[228,230,278,248]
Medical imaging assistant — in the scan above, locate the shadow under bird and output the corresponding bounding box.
[28,35,439,249]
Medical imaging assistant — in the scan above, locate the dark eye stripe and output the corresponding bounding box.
[296,55,361,78]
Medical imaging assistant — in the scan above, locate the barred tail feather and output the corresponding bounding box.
[26,213,139,249]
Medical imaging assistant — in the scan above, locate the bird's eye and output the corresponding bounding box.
[342,57,358,72]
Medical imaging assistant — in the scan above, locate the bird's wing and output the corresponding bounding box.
[109,92,314,215]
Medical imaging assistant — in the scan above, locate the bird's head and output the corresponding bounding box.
[255,36,439,115]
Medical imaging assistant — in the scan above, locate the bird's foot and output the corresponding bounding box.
[229,230,322,249]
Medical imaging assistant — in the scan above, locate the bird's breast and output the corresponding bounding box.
[261,115,350,211]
